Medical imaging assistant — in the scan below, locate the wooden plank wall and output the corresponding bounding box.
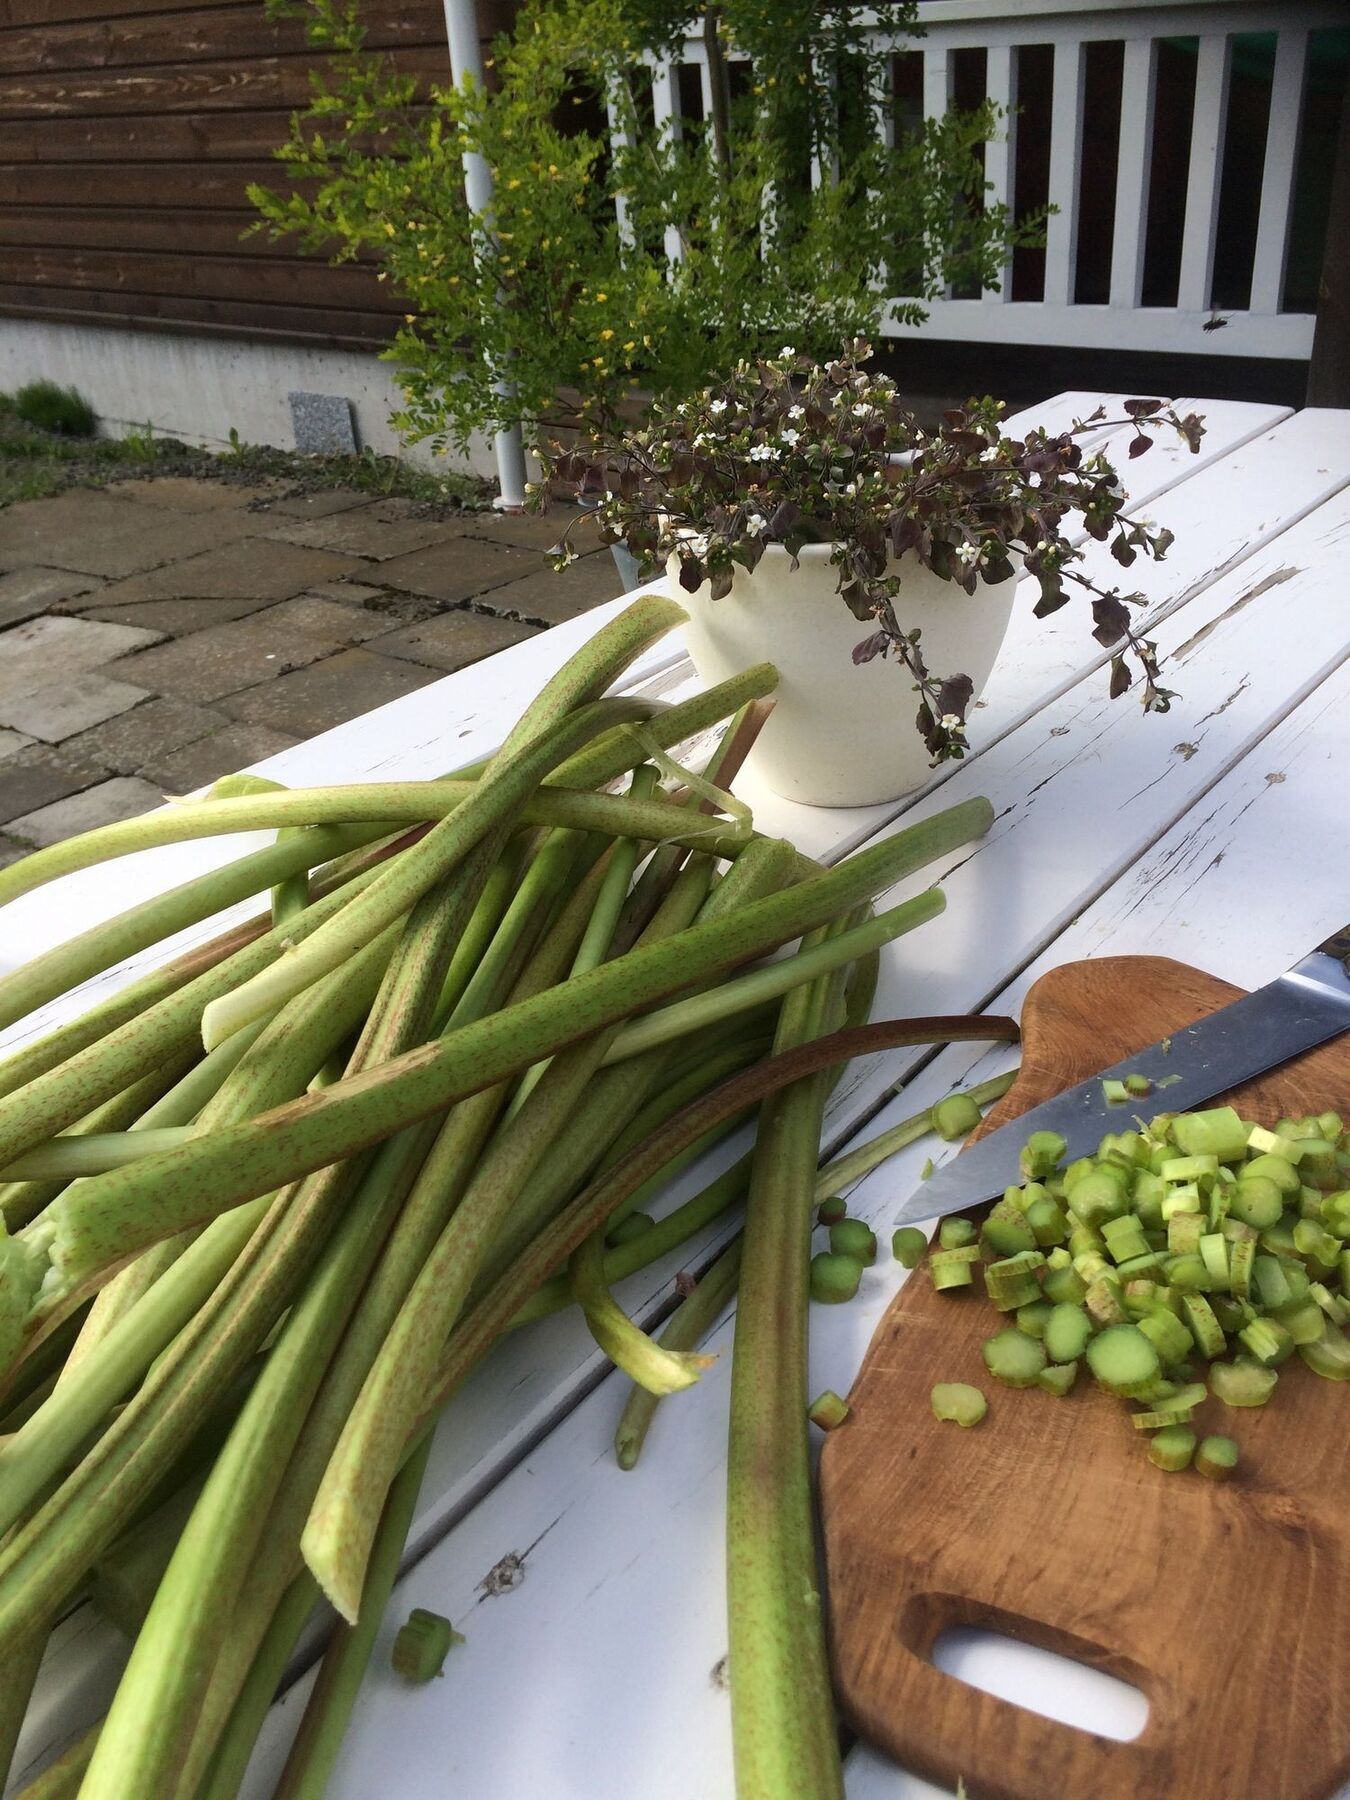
[0,0,513,350]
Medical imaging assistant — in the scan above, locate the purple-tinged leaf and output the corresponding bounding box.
[852,630,888,665]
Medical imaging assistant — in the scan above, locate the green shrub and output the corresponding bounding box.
[254,0,1043,457]
[11,380,97,437]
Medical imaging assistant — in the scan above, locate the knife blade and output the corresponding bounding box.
[892,929,1350,1228]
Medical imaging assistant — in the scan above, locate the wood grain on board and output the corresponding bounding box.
[821,955,1350,1800]
[0,0,513,345]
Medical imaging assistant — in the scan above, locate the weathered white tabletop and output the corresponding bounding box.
[5,392,1349,1799]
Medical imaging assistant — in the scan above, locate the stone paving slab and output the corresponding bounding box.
[460,507,603,554]
[107,594,386,705]
[8,776,166,847]
[136,721,300,794]
[261,502,465,562]
[298,581,388,608]
[477,555,624,626]
[375,609,540,673]
[0,615,163,702]
[0,493,257,581]
[62,694,221,777]
[265,490,373,519]
[373,537,540,604]
[107,477,286,512]
[0,567,104,628]
[0,671,148,744]
[0,729,36,762]
[0,743,110,828]
[88,537,366,606]
[0,488,137,548]
[72,594,290,636]
[218,647,442,737]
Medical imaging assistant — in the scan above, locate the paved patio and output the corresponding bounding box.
[0,477,622,863]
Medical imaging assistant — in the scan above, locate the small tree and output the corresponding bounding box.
[255,0,1042,456]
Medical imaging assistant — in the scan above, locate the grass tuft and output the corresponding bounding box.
[11,380,97,438]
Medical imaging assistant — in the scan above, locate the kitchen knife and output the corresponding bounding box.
[893,928,1350,1227]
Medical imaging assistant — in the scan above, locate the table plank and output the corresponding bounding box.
[248,653,1350,1800]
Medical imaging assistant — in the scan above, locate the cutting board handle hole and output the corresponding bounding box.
[931,1627,1149,1743]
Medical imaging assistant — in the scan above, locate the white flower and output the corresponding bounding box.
[780,428,801,447]
[748,443,780,463]
[843,481,858,497]
[980,444,1000,463]
[956,541,981,569]
[745,512,767,534]
[686,534,709,556]
[709,399,729,415]
[780,345,796,358]
[787,404,804,420]
[851,402,871,418]
[940,712,963,730]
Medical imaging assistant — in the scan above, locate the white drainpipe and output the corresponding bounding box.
[442,0,530,510]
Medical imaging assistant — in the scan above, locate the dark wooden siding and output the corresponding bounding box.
[0,1,513,350]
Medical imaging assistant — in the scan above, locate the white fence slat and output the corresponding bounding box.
[873,51,897,152]
[1109,36,1158,308]
[876,4,1347,53]
[982,44,1017,301]
[1043,36,1085,306]
[923,46,954,296]
[923,45,952,122]
[695,46,714,122]
[1177,32,1233,314]
[1249,29,1309,316]
[606,88,636,250]
[649,57,686,265]
[811,52,841,189]
[882,297,1315,358]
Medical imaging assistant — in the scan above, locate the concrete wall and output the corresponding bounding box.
[0,317,498,481]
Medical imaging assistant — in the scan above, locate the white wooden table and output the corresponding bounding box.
[5,391,1350,1799]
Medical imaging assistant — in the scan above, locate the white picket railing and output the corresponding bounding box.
[652,0,1344,360]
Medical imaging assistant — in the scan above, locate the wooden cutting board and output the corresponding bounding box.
[819,955,1350,1800]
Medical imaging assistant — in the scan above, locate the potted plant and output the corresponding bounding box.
[535,344,1205,807]
[252,1,1039,466]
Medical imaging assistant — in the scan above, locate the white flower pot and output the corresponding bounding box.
[672,543,1019,808]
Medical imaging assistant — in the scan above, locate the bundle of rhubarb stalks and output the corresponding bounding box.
[0,597,1011,1800]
